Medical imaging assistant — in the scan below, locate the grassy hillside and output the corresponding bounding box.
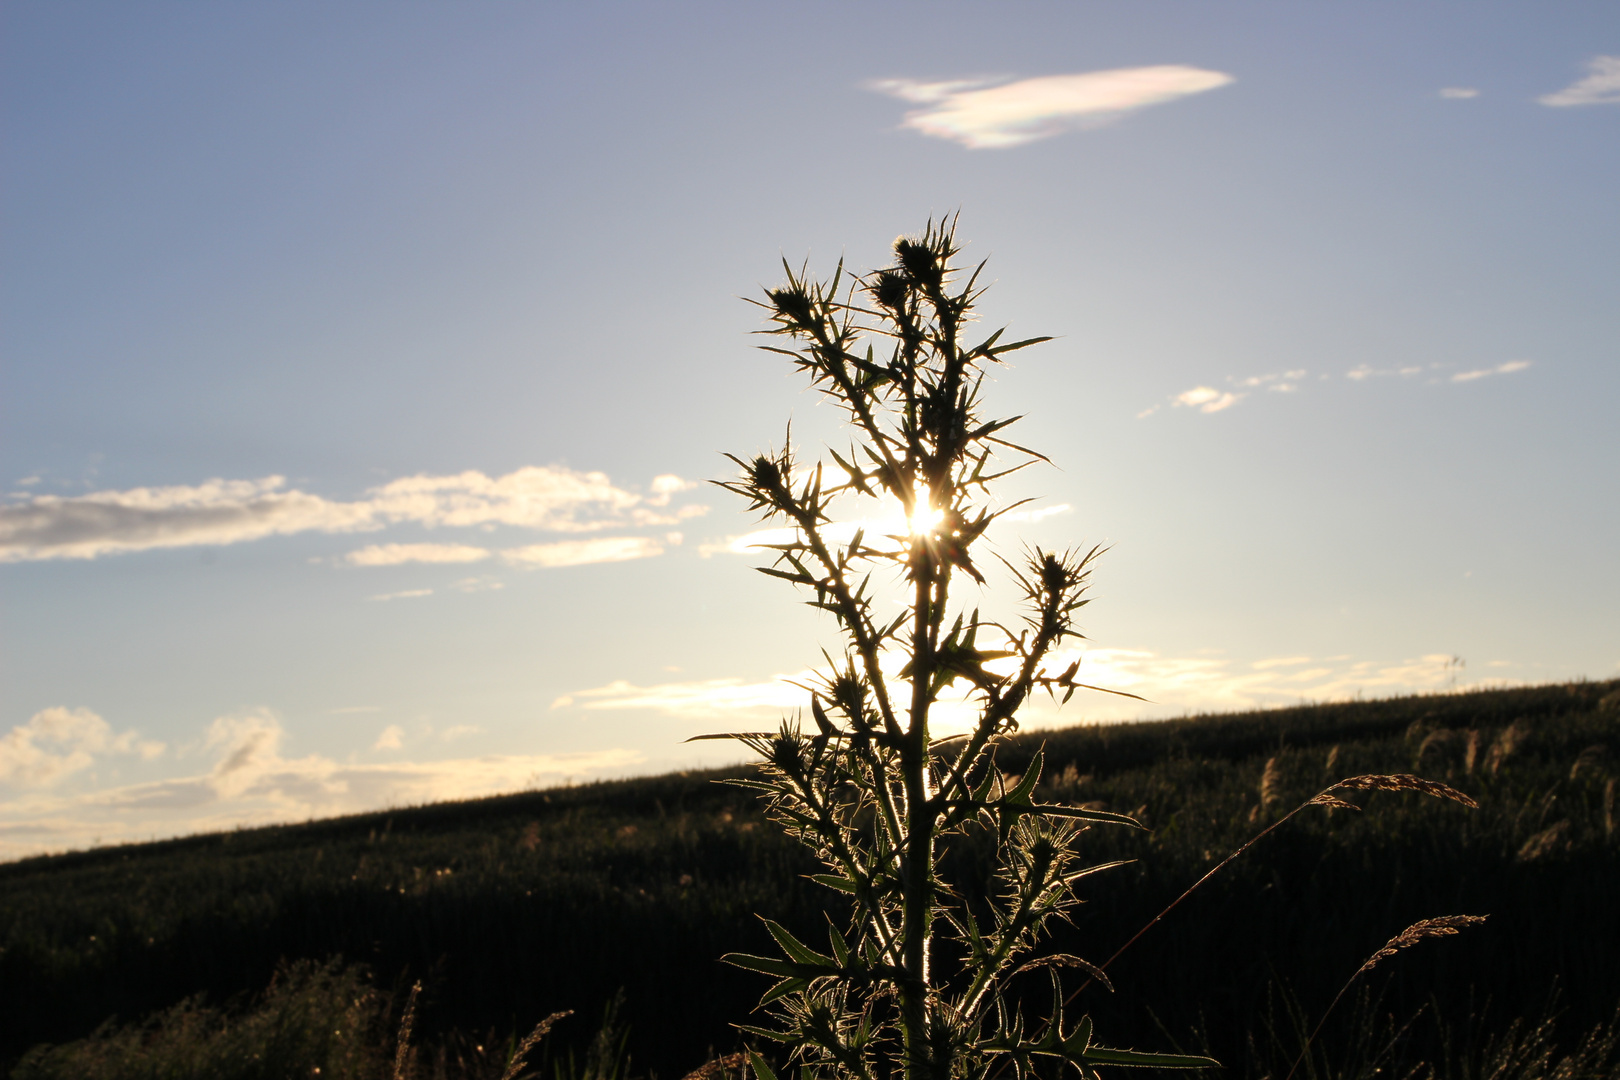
[3,680,1618,1079]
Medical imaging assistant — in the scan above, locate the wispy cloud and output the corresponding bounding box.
[869,66,1234,149]
[1439,87,1479,100]
[1346,364,1426,381]
[1538,56,1620,107]
[999,503,1072,525]
[0,707,165,788]
[367,588,433,602]
[0,466,707,563]
[552,675,806,715]
[501,536,664,568]
[0,710,644,859]
[1145,359,1533,417]
[1451,360,1531,383]
[553,650,1506,734]
[1234,370,1306,392]
[345,543,491,566]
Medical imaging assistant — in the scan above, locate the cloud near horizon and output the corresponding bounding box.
[1538,56,1620,107]
[553,649,1509,731]
[0,707,165,788]
[0,709,644,860]
[0,466,706,563]
[870,66,1234,149]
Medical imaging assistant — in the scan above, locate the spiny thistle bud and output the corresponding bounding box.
[768,286,814,326]
[1039,552,1068,598]
[770,733,803,773]
[750,455,783,493]
[894,237,944,290]
[869,269,910,311]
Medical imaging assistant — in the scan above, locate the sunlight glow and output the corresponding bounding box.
[909,503,946,537]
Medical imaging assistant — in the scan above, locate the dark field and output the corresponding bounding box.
[3,680,1618,1079]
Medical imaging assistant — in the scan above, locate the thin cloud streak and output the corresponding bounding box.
[1538,56,1620,106]
[870,66,1234,149]
[1146,360,1532,417]
[0,465,707,563]
[1452,360,1532,383]
[554,650,1509,730]
[501,536,664,568]
[346,543,492,566]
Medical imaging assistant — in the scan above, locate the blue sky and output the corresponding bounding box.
[2,2,1616,858]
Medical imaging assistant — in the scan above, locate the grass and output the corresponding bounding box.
[3,679,1617,1078]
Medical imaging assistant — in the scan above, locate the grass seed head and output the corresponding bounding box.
[1356,915,1488,978]
[1332,773,1479,809]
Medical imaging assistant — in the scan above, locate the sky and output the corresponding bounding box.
[2,1,1617,859]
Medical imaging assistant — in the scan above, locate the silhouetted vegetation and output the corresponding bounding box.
[3,680,1618,1078]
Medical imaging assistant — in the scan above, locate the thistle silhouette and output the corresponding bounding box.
[700,219,1215,1080]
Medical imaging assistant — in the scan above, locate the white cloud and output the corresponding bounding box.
[0,711,644,859]
[998,503,1072,525]
[1174,386,1242,413]
[373,725,404,750]
[1452,360,1532,383]
[367,588,434,601]
[1346,364,1426,381]
[870,66,1234,149]
[0,466,707,563]
[0,477,374,563]
[1234,369,1307,391]
[501,536,663,568]
[0,707,164,788]
[552,674,808,716]
[345,542,492,566]
[553,650,1514,734]
[1538,56,1620,107]
[646,474,698,505]
[1440,87,1479,99]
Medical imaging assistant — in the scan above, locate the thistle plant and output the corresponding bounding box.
[704,220,1217,1080]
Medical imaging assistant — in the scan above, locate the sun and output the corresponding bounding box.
[908,502,946,537]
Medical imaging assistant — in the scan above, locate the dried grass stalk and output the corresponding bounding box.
[1260,757,1282,809]
[1355,915,1489,978]
[393,980,421,1080]
[681,1052,750,1080]
[498,1009,574,1080]
[1515,820,1571,863]
[1487,721,1527,775]
[1286,915,1488,1080]
[1332,773,1479,808]
[1305,793,1360,811]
